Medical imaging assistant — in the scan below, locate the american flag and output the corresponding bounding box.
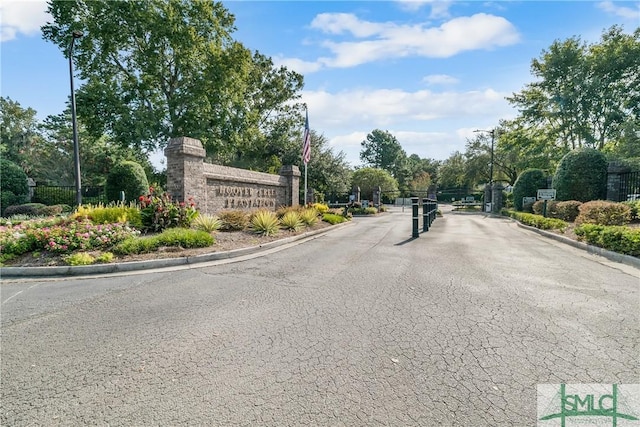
[302,109,311,165]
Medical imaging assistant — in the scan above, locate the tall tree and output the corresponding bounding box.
[351,167,398,201]
[36,111,154,186]
[437,152,471,193]
[0,97,42,174]
[42,0,304,165]
[406,154,439,184]
[359,129,408,180]
[507,25,639,152]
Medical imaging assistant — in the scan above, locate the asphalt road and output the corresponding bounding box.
[1,207,638,426]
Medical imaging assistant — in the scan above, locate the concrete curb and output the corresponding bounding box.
[0,221,353,279]
[513,220,640,270]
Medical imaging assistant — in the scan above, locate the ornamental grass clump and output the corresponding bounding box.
[192,214,223,233]
[280,211,304,231]
[311,203,329,214]
[64,252,96,266]
[74,203,143,228]
[250,210,280,236]
[299,208,318,226]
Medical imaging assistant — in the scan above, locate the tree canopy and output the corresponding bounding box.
[351,167,398,201]
[0,97,155,187]
[360,130,408,180]
[507,25,639,153]
[42,0,304,168]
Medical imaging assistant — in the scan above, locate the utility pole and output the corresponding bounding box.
[69,30,84,206]
[474,128,495,211]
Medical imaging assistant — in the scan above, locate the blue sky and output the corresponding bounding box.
[1,1,639,169]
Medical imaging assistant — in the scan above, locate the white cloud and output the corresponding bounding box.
[273,56,323,74]
[423,74,459,85]
[596,1,640,19]
[302,86,515,164]
[304,13,519,69]
[304,87,510,129]
[0,0,50,42]
[395,0,453,18]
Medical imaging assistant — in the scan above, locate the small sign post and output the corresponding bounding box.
[537,189,556,217]
[536,189,556,200]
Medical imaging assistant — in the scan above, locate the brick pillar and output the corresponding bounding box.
[606,161,629,202]
[352,186,361,203]
[164,137,206,203]
[491,182,504,214]
[279,165,301,207]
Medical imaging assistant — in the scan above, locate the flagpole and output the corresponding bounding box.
[304,163,308,206]
[303,105,310,206]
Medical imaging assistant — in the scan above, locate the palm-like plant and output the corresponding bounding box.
[280,211,303,231]
[250,210,280,236]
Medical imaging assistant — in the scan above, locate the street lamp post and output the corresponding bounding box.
[69,30,83,206]
[474,128,495,211]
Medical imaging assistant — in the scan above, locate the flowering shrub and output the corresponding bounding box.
[28,220,139,253]
[138,188,198,232]
[0,219,138,262]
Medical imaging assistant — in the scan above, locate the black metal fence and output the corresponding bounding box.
[31,186,107,206]
[619,171,640,202]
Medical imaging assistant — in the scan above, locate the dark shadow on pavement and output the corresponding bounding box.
[395,237,419,246]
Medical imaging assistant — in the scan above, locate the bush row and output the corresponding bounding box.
[574,224,640,257]
[528,200,634,226]
[504,210,568,231]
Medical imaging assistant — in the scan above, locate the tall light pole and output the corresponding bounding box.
[474,128,495,210]
[69,30,83,206]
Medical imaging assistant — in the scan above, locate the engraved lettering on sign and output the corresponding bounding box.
[213,185,277,209]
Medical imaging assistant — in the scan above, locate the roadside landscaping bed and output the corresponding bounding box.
[2,221,333,268]
[0,200,349,268]
[503,200,640,258]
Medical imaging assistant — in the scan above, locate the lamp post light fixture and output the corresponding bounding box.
[473,128,496,210]
[69,30,83,206]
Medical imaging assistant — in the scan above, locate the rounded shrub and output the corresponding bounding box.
[575,200,631,226]
[512,169,548,211]
[555,200,582,222]
[105,161,149,203]
[1,159,29,216]
[532,200,558,217]
[0,159,28,197]
[552,148,607,202]
[3,203,47,217]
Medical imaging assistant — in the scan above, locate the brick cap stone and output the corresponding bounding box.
[164,136,206,158]
[279,165,301,177]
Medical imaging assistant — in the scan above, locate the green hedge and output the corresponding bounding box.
[504,210,567,231]
[575,224,640,257]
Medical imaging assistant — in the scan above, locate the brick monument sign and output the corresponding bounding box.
[164,137,300,215]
